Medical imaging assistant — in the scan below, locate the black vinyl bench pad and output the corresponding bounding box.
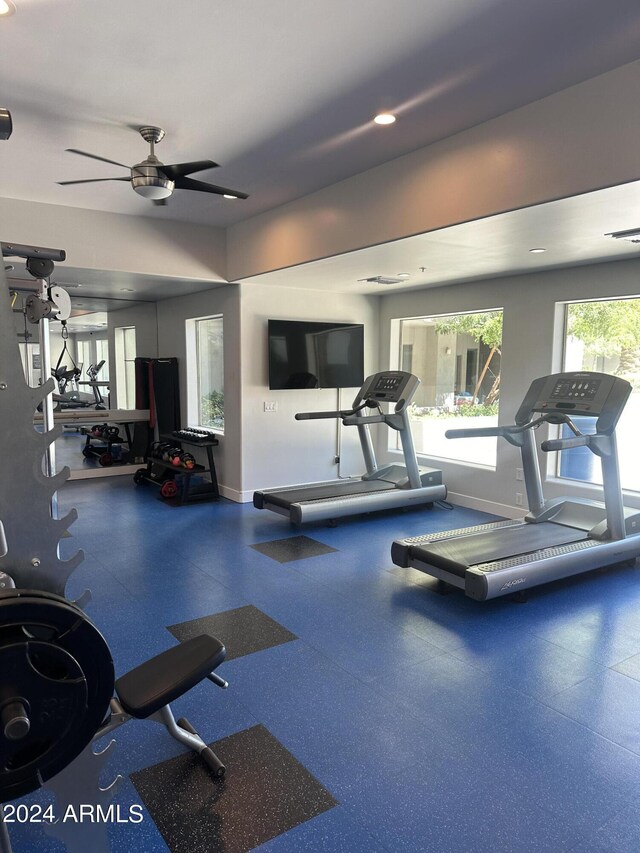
[115,634,226,719]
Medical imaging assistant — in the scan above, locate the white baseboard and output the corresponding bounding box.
[219,485,251,503]
[446,491,526,520]
[68,465,139,480]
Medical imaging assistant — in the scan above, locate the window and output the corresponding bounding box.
[401,343,413,374]
[560,297,640,492]
[114,326,136,409]
[186,315,224,431]
[396,309,503,466]
[95,338,110,381]
[76,339,92,377]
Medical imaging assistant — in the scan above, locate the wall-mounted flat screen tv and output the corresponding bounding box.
[268,319,364,390]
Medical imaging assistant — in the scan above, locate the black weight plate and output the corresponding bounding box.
[0,591,115,803]
[0,590,114,718]
[0,640,88,802]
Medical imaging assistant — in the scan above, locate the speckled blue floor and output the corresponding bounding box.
[8,477,640,852]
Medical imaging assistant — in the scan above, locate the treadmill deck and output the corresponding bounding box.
[407,522,587,579]
[263,479,394,509]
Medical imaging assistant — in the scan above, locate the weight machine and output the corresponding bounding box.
[0,248,229,852]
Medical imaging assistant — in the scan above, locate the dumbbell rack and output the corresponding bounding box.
[80,427,127,467]
[134,434,219,505]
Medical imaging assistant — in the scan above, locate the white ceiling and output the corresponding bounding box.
[2,0,640,229]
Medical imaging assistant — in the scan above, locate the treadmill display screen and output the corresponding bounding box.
[551,378,600,402]
[374,375,403,392]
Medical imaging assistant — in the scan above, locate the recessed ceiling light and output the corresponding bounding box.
[120,287,134,292]
[529,247,546,254]
[374,113,396,126]
[0,1,16,17]
[397,273,410,279]
[223,194,238,199]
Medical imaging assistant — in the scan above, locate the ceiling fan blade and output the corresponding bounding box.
[160,160,219,180]
[174,176,249,199]
[65,149,130,170]
[152,198,168,206]
[57,177,132,185]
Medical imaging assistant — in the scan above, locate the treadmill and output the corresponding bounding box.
[392,371,640,600]
[253,370,447,525]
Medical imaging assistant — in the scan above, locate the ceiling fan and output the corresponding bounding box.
[57,126,248,205]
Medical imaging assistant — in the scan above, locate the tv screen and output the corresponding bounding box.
[268,319,364,390]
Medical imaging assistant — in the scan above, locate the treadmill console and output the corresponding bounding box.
[518,371,631,433]
[547,375,602,408]
[360,371,419,406]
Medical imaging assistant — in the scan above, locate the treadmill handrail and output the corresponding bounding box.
[446,425,520,439]
[295,399,371,421]
[342,414,385,425]
[296,409,352,420]
[541,435,590,452]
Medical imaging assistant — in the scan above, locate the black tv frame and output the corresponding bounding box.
[268,319,364,390]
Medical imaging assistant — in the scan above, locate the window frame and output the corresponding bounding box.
[186,314,224,433]
[391,307,503,469]
[555,295,640,494]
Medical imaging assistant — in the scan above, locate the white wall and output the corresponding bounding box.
[155,285,241,498]
[239,283,380,499]
[378,257,640,517]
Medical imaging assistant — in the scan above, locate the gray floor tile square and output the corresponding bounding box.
[130,724,338,853]
[251,535,337,563]
[168,605,297,660]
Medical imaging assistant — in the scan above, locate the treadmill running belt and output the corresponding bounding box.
[266,479,394,509]
[418,523,587,578]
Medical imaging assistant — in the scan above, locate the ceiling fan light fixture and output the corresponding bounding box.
[132,176,174,200]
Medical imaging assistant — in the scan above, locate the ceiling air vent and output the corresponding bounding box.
[357,275,404,285]
[606,227,640,244]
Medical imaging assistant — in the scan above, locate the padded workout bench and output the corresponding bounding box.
[106,633,229,777]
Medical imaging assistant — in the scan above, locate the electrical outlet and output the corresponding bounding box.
[516,468,524,481]
[264,401,278,412]
[515,493,523,506]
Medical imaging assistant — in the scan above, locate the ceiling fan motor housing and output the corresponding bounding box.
[131,162,174,200]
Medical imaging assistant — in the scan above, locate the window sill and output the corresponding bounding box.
[546,475,640,505]
[387,447,497,473]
